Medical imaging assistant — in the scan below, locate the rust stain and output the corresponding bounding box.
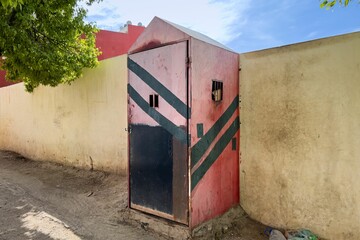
[131,40,162,53]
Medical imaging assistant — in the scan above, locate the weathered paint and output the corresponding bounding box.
[0,55,129,173]
[130,125,174,214]
[240,31,360,240]
[189,38,239,228]
[128,58,189,119]
[128,17,239,229]
[128,17,232,55]
[128,17,189,54]
[128,41,189,224]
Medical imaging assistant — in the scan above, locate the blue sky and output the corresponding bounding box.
[84,0,360,53]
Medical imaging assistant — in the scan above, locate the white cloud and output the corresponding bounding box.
[307,31,319,39]
[83,0,251,44]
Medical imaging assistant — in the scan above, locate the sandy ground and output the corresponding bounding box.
[0,151,268,240]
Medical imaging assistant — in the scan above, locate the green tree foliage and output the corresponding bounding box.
[0,0,101,92]
[0,0,24,8]
[320,0,359,8]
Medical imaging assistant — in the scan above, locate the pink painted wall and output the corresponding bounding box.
[190,38,239,228]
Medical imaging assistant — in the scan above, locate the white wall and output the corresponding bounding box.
[240,32,360,239]
[0,55,128,173]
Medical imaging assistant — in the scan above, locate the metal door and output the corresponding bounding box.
[128,41,189,224]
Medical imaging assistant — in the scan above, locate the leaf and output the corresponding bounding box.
[320,0,356,8]
[320,0,328,8]
[0,0,102,92]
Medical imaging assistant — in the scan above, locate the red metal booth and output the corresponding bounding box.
[127,17,239,229]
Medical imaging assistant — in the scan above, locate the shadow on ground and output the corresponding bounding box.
[0,150,268,240]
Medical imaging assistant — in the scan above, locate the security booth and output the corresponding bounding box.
[127,16,239,229]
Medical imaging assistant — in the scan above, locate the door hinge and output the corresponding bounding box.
[125,127,132,133]
[186,57,191,67]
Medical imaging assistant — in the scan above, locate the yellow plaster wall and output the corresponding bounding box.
[0,55,128,173]
[239,32,360,239]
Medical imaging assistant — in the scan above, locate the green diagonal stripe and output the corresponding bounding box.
[128,84,187,144]
[191,96,239,168]
[128,57,191,119]
[191,116,239,190]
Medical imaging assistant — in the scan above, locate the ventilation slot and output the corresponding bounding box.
[149,94,159,108]
[212,80,223,102]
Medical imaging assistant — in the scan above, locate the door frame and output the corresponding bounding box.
[127,40,190,225]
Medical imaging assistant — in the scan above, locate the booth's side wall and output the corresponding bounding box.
[239,32,360,239]
[0,55,128,173]
[190,39,239,228]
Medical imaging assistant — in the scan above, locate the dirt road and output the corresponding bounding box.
[0,151,268,240]
[0,151,164,240]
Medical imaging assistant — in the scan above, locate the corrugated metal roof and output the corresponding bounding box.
[160,18,236,53]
